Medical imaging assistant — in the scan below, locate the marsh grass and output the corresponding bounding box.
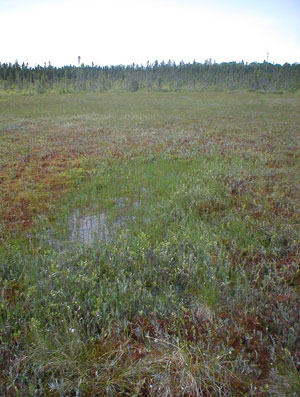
[0,91,299,395]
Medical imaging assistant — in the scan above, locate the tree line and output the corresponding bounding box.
[0,60,299,93]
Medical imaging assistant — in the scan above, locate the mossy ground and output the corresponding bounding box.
[0,91,299,395]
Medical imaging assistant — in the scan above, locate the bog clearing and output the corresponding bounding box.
[0,91,300,395]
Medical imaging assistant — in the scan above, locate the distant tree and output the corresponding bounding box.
[130,79,139,92]
[158,77,162,91]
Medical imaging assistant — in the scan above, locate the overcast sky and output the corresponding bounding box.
[1,0,299,66]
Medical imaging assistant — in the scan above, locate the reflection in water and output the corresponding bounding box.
[49,198,141,249]
[68,209,136,245]
[69,211,110,244]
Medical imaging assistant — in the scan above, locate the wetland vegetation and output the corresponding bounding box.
[0,90,300,395]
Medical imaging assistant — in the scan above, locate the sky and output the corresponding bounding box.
[0,0,299,67]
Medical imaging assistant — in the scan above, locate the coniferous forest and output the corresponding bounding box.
[0,60,299,93]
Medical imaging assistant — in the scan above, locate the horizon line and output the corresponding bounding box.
[1,59,299,68]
